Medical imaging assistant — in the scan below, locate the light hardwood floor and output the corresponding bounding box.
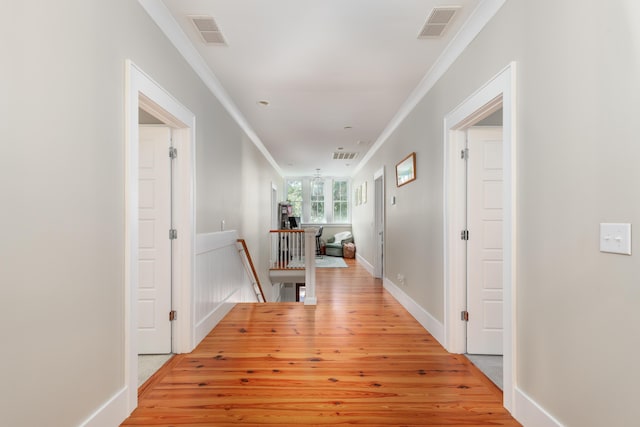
[123,258,520,426]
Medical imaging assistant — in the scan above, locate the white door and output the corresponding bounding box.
[374,173,384,278]
[138,125,172,354]
[466,127,503,355]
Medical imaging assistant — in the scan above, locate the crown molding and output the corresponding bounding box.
[352,0,507,176]
[137,0,506,180]
[137,0,284,176]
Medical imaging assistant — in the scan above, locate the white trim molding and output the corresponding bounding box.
[355,253,374,276]
[137,0,283,176]
[79,387,128,427]
[515,388,565,427]
[443,62,517,412]
[372,167,385,279]
[383,278,445,347]
[353,0,507,176]
[125,60,197,415]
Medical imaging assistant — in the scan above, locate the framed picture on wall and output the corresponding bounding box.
[396,152,416,187]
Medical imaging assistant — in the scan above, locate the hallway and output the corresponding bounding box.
[122,259,519,426]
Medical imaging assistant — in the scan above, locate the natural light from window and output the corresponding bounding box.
[285,177,350,224]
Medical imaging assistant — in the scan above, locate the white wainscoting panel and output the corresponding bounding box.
[194,230,256,347]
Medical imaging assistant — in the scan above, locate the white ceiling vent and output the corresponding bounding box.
[418,7,460,39]
[189,15,227,45]
[333,152,358,160]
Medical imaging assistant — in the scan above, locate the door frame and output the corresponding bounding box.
[270,181,278,300]
[443,62,516,411]
[373,167,385,279]
[125,60,196,412]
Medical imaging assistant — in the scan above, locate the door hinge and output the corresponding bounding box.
[460,229,469,240]
[169,147,178,159]
[461,148,469,160]
[461,310,469,322]
[169,310,177,321]
[169,229,178,240]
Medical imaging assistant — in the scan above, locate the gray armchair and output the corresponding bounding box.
[325,231,353,257]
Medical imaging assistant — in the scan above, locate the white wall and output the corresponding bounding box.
[0,1,281,425]
[352,0,640,425]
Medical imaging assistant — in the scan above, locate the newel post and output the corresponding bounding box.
[304,228,317,305]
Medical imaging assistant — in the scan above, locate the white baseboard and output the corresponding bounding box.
[355,253,374,275]
[79,386,128,427]
[383,278,445,347]
[194,301,236,346]
[514,387,564,427]
[382,277,562,427]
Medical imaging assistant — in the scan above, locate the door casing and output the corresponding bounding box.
[125,60,196,412]
[443,62,516,411]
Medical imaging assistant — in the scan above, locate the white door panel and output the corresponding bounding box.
[467,127,503,355]
[138,125,172,354]
[374,175,384,278]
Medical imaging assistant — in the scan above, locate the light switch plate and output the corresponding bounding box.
[600,223,631,255]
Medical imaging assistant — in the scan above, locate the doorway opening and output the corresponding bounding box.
[373,168,385,279]
[443,63,516,410]
[463,118,504,390]
[125,61,196,412]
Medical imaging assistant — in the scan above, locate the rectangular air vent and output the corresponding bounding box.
[333,152,358,160]
[418,7,460,38]
[189,15,227,45]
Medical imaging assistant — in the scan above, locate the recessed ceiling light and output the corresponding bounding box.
[343,126,352,130]
[337,147,344,150]
[257,100,270,106]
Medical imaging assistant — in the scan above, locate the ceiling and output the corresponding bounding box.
[151,0,485,177]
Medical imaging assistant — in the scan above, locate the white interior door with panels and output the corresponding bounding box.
[374,169,385,279]
[465,126,503,355]
[138,125,173,354]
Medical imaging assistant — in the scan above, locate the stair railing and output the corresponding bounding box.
[236,239,266,302]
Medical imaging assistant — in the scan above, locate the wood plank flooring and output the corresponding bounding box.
[122,258,520,426]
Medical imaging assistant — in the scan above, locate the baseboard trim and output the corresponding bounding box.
[514,387,564,427]
[79,386,128,427]
[194,301,236,346]
[355,253,374,276]
[382,278,445,347]
[138,354,184,400]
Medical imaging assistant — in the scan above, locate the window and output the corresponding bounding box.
[333,180,348,223]
[310,179,325,223]
[286,179,303,218]
[284,177,350,224]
